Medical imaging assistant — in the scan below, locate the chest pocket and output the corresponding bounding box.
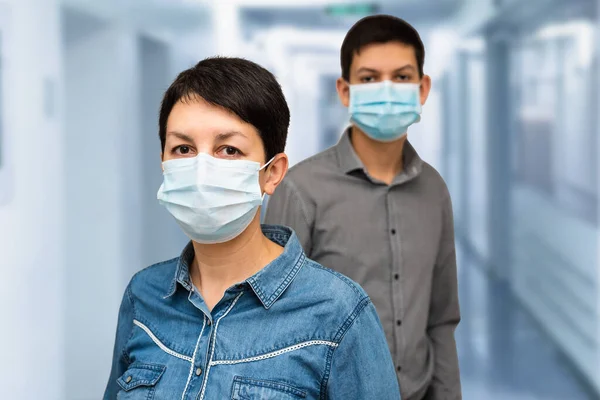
[116,363,165,400]
[231,376,306,400]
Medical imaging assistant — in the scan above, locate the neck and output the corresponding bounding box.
[190,213,283,307]
[350,126,406,184]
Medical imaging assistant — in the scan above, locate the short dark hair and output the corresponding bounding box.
[159,57,289,162]
[341,15,425,81]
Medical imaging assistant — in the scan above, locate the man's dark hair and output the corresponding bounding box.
[159,57,289,161]
[341,15,425,81]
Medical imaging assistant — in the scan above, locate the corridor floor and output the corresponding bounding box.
[455,245,598,400]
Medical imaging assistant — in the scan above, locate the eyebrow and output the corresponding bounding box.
[167,131,194,143]
[356,67,379,74]
[357,65,416,74]
[166,130,248,143]
[215,131,248,141]
[395,65,416,72]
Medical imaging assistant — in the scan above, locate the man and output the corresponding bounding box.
[265,15,461,400]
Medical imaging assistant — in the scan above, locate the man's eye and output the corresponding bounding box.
[395,75,410,81]
[361,76,375,83]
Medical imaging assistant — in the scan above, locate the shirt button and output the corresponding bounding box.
[207,319,211,326]
[394,273,399,280]
[195,367,202,376]
[397,366,402,372]
[396,320,402,326]
[125,376,132,383]
[391,229,396,235]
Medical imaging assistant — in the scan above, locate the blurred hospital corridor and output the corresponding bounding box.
[1,0,600,399]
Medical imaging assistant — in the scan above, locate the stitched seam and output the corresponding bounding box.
[181,315,206,400]
[333,296,370,342]
[122,284,136,365]
[150,256,180,268]
[306,262,364,297]
[284,179,313,232]
[130,256,180,299]
[131,256,179,283]
[320,345,336,400]
[324,298,372,397]
[233,376,307,397]
[199,292,244,400]
[264,252,306,307]
[210,340,338,366]
[133,319,192,362]
[435,189,455,270]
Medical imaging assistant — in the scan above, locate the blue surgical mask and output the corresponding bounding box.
[349,80,422,142]
[157,153,274,244]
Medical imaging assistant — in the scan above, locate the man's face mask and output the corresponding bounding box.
[348,80,422,142]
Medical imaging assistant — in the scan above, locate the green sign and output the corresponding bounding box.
[325,3,378,17]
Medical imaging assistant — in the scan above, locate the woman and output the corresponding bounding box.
[103,57,400,399]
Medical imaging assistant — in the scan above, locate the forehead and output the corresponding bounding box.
[166,98,258,136]
[351,41,417,71]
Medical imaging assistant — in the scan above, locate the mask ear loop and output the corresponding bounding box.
[259,155,277,200]
[259,156,276,171]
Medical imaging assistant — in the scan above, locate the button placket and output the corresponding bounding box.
[181,314,211,400]
[388,189,404,367]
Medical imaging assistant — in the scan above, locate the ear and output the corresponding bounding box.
[336,77,350,107]
[261,153,289,196]
[419,74,432,106]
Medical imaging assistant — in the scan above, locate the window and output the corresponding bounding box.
[512,18,598,224]
[0,10,14,207]
[318,74,347,151]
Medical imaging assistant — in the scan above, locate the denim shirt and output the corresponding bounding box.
[104,225,400,400]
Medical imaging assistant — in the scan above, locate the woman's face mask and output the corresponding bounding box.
[157,153,274,244]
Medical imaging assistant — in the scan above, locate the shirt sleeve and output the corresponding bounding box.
[426,190,462,399]
[264,177,314,255]
[103,284,134,400]
[326,299,401,399]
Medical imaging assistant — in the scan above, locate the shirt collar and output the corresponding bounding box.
[165,225,306,310]
[336,127,364,174]
[164,242,195,298]
[335,127,424,184]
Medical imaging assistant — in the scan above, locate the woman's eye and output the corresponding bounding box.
[175,146,190,154]
[172,145,193,156]
[218,146,242,158]
[225,146,239,155]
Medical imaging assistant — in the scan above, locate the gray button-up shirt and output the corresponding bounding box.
[264,130,461,400]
